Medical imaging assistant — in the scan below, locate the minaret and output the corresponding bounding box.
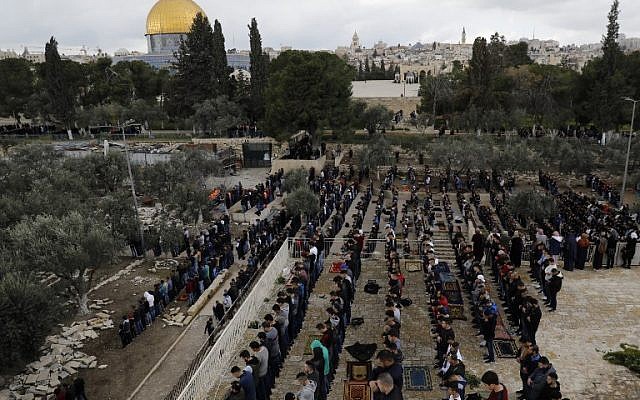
[461,27,466,45]
[351,31,361,50]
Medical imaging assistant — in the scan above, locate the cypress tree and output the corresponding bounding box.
[249,18,268,120]
[43,37,74,127]
[602,0,622,77]
[212,19,233,97]
[364,56,371,79]
[171,13,216,117]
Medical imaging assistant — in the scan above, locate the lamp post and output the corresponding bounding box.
[621,97,637,205]
[120,121,145,256]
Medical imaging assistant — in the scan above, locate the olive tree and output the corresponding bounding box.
[8,212,120,314]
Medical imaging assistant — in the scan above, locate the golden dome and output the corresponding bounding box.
[146,0,206,36]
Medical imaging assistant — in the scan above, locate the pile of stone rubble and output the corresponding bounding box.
[161,307,193,327]
[6,300,114,399]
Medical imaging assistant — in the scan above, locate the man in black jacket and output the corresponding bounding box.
[546,269,563,312]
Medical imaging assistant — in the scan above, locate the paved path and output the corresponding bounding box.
[207,189,368,399]
[329,191,445,400]
[270,191,368,399]
[130,267,241,400]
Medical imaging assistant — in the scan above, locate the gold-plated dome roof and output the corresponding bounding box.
[146,0,206,35]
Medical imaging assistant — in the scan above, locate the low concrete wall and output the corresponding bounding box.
[270,156,326,174]
[186,270,230,317]
[229,197,284,225]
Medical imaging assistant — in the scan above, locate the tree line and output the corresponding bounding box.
[419,1,639,133]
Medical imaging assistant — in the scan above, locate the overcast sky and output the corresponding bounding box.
[2,0,640,54]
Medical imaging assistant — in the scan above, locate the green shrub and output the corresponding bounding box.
[603,343,640,374]
[0,273,62,372]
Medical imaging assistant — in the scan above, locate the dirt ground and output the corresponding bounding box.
[68,255,190,400]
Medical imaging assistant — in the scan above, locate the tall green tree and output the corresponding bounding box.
[503,42,533,67]
[468,37,492,107]
[43,37,77,126]
[602,0,622,76]
[0,58,35,120]
[171,12,216,117]
[248,18,268,120]
[576,0,628,130]
[264,51,353,139]
[212,19,233,97]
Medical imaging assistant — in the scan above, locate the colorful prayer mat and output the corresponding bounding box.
[443,280,461,292]
[346,361,372,381]
[330,261,344,273]
[343,380,372,400]
[494,338,518,358]
[444,289,463,305]
[403,366,433,391]
[405,259,423,272]
[303,334,322,355]
[494,313,513,341]
[449,304,466,320]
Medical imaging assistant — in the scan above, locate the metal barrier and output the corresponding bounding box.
[170,242,291,400]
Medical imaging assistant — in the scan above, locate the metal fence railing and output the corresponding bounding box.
[171,242,291,400]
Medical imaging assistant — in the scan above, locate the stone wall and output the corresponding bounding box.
[359,97,421,113]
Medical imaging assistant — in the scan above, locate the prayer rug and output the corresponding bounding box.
[449,304,466,320]
[330,261,344,273]
[405,259,423,272]
[494,338,518,358]
[443,280,461,292]
[346,361,372,381]
[443,289,463,305]
[303,334,322,355]
[494,314,513,341]
[343,380,372,400]
[403,366,433,391]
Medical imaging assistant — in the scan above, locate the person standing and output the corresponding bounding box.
[214,300,225,321]
[482,307,498,364]
[548,232,563,265]
[511,231,524,269]
[606,228,618,269]
[481,371,508,400]
[250,341,269,400]
[575,233,590,270]
[593,232,607,270]
[546,269,563,312]
[231,366,256,400]
[563,230,577,271]
[472,229,485,262]
[623,231,638,269]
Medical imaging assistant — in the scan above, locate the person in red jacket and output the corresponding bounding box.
[481,370,509,400]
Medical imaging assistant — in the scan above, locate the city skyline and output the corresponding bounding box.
[2,0,640,54]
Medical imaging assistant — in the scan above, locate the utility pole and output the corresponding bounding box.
[121,122,145,256]
[621,98,637,205]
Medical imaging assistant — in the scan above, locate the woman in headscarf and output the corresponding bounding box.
[310,339,330,400]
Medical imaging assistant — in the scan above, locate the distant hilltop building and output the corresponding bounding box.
[113,0,250,71]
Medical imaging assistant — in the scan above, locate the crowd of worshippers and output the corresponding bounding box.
[538,172,638,270]
[451,196,565,399]
[225,181,372,400]
[284,134,322,160]
[224,170,285,213]
[118,212,292,348]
